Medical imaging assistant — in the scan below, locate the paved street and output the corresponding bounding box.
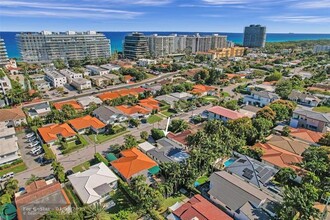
[14,104,210,186]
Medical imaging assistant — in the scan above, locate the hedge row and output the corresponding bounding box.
[94,153,108,166]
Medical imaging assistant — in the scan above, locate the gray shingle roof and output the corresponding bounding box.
[92,105,123,123]
[288,90,320,102]
[209,171,273,211]
[293,109,330,123]
[252,90,279,99]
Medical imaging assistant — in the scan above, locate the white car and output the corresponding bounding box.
[26,133,35,138]
[31,146,42,154]
[30,141,40,148]
[0,172,14,182]
[29,136,37,142]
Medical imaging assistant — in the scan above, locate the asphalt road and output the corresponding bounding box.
[14,104,211,186]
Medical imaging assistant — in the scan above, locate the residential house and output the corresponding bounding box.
[190,84,217,96]
[0,122,20,165]
[53,100,84,111]
[68,162,118,205]
[92,105,127,124]
[98,92,121,102]
[29,74,45,82]
[26,102,51,119]
[138,97,160,111]
[142,83,162,94]
[71,78,92,91]
[138,141,156,153]
[38,123,77,145]
[0,108,27,127]
[209,171,278,220]
[0,74,12,101]
[29,74,50,91]
[76,96,103,110]
[90,74,120,87]
[100,64,121,71]
[9,75,26,90]
[225,154,278,188]
[290,109,330,133]
[265,135,310,156]
[170,92,193,101]
[59,69,83,83]
[243,90,279,107]
[167,130,192,148]
[167,194,232,220]
[138,59,157,67]
[247,84,276,93]
[68,115,106,134]
[146,138,189,163]
[111,147,158,183]
[289,127,323,145]
[204,106,245,122]
[155,95,179,108]
[45,70,67,88]
[288,90,320,107]
[253,142,303,173]
[116,105,151,119]
[85,65,108,76]
[124,75,134,84]
[15,180,71,220]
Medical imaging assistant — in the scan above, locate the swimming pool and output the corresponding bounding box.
[224,158,236,167]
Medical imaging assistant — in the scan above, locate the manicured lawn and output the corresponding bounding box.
[72,160,94,173]
[158,194,187,214]
[88,131,129,144]
[0,162,27,176]
[108,189,140,219]
[220,92,230,97]
[313,106,330,113]
[196,176,208,185]
[161,110,174,117]
[61,135,89,155]
[147,115,163,124]
[203,95,219,101]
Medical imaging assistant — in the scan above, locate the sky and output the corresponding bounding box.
[0,0,330,33]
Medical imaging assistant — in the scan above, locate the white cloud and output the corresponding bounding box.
[293,0,330,9]
[84,0,173,6]
[0,0,142,19]
[265,15,330,23]
[202,0,247,5]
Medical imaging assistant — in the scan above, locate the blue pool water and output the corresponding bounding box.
[224,158,236,167]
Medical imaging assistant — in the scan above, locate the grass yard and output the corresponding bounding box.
[313,106,330,113]
[203,95,219,101]
[158,194,187,214]
[72,160,95,173]
[61,135,89,155]
[147,114,163,124]
[220,92,230,97]
[108,189,140,220]
[88,131,129,144]
[161,110,175,117]
[0,162,27,176]
[196,176,209,185]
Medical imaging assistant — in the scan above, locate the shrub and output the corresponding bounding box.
[94,153,108,165]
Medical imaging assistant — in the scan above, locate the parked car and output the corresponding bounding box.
[41,158,53,166]
[31,146,42,155]
[26,133,35,138]
[33,149,44,156]
[0,172,14,182]
[65,170,74,177]
[44,174,55,181]
[28,136,37,142]
[29,141,40,148]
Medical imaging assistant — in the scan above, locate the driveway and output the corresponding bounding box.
[17,131,41,170]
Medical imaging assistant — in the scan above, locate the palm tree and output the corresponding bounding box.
[4,178,19,196]
[25,174,40,185]
[83,203,107,220]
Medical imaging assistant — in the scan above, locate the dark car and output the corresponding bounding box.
[65,170,74,177]
[44,174,55,181]
[41,158,53,166]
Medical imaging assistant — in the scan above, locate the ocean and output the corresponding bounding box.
[1,31,330,59]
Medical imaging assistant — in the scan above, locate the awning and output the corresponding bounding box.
[106,153,117,162]
[148,165,160,175]
[0,203,16,220]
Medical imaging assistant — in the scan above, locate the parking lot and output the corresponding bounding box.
[17,131,43,170]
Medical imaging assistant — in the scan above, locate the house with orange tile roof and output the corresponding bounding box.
[53,100,84,111]
[0,108,26,127]
[253,142,303,173]
[98,92,121,101]
[190,84,217,96]
[289,127,323,144]
[124,75,134,83]
[38,123,77,145]
[15,180,71,220]
[68,115,106,134]
[111,147,158,183]
[116,105,151,118]
[138,97,160,111]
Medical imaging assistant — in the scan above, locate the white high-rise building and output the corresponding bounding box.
[147,34,176,57]
[0,38,9,65]
[17,31,111,63]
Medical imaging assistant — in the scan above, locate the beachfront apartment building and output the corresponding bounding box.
[17,30,110,63]
[59,69,83,83]
[0,38,9,65]
[123,32,149,60]
[243,25,266,48]
[45,70,67,87]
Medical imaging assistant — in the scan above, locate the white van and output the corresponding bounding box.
[0,172,14,182]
